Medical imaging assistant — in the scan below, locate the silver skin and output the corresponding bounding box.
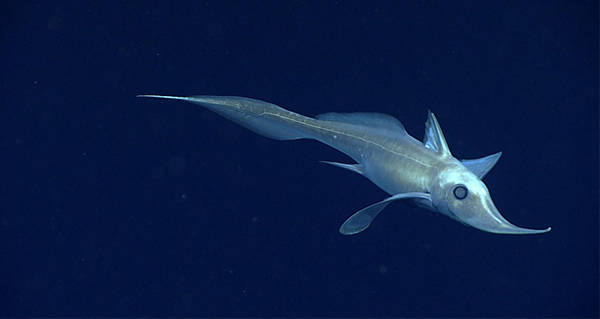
[139,95,551,235]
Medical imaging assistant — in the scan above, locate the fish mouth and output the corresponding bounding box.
[458,198,551,235]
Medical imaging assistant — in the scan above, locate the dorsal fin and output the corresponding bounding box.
[316,112,407,136]
[423,111,451,157]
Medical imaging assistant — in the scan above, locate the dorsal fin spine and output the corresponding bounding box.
[423,111,452,157]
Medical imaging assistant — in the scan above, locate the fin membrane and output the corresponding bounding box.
[320,161,364,175]
[423,111,451,157]
[340,192,431,235]
[461,152,502,179]
[317,112,407,137]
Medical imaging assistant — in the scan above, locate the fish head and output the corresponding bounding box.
[430,164,550,234]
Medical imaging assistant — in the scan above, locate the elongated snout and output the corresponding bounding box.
[465,197,551,234]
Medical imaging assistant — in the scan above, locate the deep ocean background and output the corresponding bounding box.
[2,1,598,317]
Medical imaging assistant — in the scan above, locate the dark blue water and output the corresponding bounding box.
[3,1,598,316]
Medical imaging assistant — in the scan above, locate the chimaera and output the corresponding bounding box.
[138,94,551,235]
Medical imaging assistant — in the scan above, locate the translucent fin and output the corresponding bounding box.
[340,192,431,235]
[138,95,308,140]
[461,152,502,179]
[320,161,364,175]
[316,112,406,137]
[423,111,451,157]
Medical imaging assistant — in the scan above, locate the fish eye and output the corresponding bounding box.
[453,185,468,200]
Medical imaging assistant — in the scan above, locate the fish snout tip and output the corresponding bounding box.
[543,226,552,233]
[494,224,552,235]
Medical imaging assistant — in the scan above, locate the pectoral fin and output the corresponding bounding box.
[461,152,502,179]
[340,192,432,235]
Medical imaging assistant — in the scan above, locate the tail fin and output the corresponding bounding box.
[138,95,310,140]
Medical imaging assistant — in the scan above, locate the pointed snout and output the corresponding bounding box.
[467,197,551,235]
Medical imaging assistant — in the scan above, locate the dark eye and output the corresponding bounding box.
[453,185,468,200]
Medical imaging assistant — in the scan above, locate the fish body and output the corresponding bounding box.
[139,95,550,235]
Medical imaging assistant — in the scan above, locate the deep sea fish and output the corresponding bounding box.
[139,95,551,235]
